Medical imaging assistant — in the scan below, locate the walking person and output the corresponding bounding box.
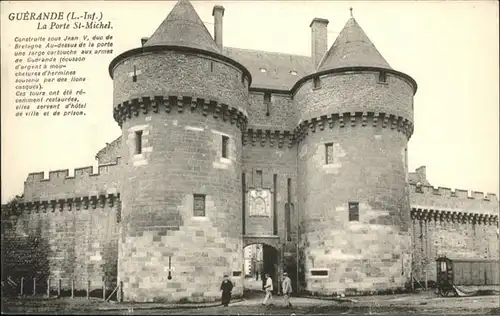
[220,274,233,307]
[281,272,293,308]
[262,273,273,306]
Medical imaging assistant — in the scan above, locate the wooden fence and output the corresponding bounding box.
[3,276,123,302]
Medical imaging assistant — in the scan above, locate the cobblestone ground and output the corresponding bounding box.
[2,291,499,315]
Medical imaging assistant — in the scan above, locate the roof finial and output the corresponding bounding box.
[349,7,354,18]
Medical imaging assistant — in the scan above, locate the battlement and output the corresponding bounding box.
[409,183,498,202]
[26,158,121,183]
[23,158,122,201]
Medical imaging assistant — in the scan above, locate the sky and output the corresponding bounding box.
[1,0,499,203]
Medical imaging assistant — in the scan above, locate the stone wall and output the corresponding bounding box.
[2,202,119,292]
[117,109,244,302]
[296,123,412,295]
[242,145,297,240]
[294,71,414,125]
[96,137,122,165]
[23,158,121,201]
[293,68,415,295]
[111,50,249,114]
[409,183,498,215]
[409,182,499,284]
[247,92,295,130]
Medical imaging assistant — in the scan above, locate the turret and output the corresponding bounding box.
[294,11,417,295]
[108,0,250,302]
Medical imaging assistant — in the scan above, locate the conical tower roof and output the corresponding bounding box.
[143,0,220,54]
[318,17,391,71]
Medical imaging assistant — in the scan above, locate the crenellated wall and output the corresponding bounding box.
[410,208,499,284]
[408,181,499,285]
[410,183,498,215]
[23,158,122,201]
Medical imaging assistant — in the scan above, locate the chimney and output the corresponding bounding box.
[415,166,426,180]
[212,5,225,51]
[141,37,149,46]
[310,18,329,69]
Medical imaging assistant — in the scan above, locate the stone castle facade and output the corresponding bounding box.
[3,0,498,302]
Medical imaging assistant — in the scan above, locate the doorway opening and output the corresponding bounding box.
[243,243,279,297]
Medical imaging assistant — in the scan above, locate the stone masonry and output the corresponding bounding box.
[3,0,498,302]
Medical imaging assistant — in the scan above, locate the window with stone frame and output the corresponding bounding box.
[325,143,334,164]
[264,92,271,116]
[378,71,387,83]
[313,76,321,89]
[132,65,137,82]
[135,130,143,154]
[348,202,359,221]
[222,135,229,158]
[193,194,206,217]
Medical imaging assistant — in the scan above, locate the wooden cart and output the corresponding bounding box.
[435,256,500,297]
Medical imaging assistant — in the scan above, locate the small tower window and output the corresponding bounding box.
[313,76,321,89]
[255,170,263,188]
[378,71,387,83]
[325,143,334,164]
[264,92,271,116]
[132,66,137,82]
[193,194,206,217]
[134,130,143,154]
[348,202,359,221]
[210,61,214,72]
[222,135,229,158]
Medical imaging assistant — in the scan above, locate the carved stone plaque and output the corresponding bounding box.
[248,189,271,217]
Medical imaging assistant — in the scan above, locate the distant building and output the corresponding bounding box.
[3,0,498,302]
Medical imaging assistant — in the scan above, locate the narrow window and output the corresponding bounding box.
[273,174,278,235]
[222,135,229,158]
[313,76,321,89]
[210,61,214,72]
[241,73,245,85]
[311,269,328,276]
[264,92,271,116]
[378,71,387,83]
[325,143,333,164]
[255,170,263,188]
[286,178,292,241]
[404,147,408,171]
[132,65,137,82]
[348,202,359,221]
[135,130,143,154]
[193,194,206,216]
[242,173,246,235]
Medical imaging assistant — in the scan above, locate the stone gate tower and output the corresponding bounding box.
[109,0,250,302]
[295,16,417,293]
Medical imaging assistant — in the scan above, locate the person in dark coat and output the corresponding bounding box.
[220,274,233,306]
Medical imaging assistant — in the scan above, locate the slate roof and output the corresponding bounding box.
[318,17,391,72]
[224,47,314,90]
[143,0,220,54]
